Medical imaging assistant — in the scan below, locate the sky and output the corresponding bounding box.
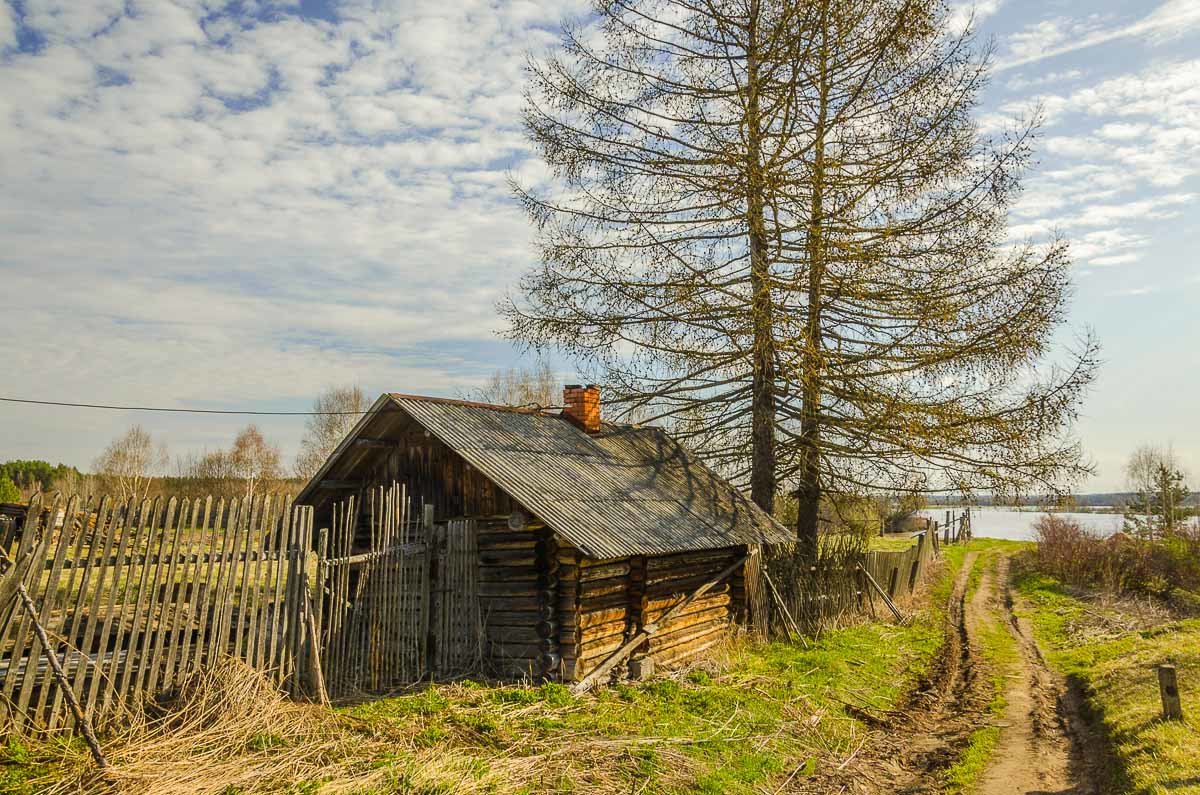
[1,0,1198,492]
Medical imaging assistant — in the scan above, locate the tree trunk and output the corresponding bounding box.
[796,0,830,558]
[745,0,777,516]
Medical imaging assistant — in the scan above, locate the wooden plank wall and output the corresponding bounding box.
[365,437,515,524]
[0,493,312,734]
[431,519,481,676]
[558,546,743,682]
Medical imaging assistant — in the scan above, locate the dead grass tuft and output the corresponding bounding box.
[36,658,386,794]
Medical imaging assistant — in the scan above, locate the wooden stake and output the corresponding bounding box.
[761,568,807,648]
[304,585,330,706]
[856,563,904,622]
[1158,664,1184,721]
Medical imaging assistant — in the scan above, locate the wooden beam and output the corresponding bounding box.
[317,480,361,490]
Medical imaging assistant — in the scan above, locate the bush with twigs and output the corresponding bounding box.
[1033,514,1200,601]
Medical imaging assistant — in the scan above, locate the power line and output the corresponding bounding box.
[0,397,373,416]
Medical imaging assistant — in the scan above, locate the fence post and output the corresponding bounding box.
[1158,664,1184,720]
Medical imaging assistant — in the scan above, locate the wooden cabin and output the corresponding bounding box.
[296,386,792,683]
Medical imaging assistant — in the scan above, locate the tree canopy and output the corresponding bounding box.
[505,0,1097,550]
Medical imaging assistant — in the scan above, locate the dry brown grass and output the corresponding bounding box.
[37,659,382,794]
[28,656,713,795]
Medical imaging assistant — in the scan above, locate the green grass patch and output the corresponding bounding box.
[868,535,920,552]
[1015,567,1200,794]
[339,617,946,793]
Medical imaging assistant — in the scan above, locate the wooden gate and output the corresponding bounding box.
[316,484,481,696]
[428,519,481,676]
[317,484,427,698]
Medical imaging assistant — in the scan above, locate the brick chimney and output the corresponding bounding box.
[563,384,601,433]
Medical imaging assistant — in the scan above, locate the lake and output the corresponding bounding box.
[919,507,1128,542]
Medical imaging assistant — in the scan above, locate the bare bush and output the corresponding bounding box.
[1034,514,1200,598]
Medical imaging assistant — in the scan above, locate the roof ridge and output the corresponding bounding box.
[388,392,559,415]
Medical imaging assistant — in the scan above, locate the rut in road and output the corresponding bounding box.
[791,550,1108,794]
[793,552,991,794]
[975,555,1105,795]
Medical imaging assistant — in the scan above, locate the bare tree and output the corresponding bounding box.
[507,0,1097,554]
[93,425,167,504]
[294,385,368,480]
[229,425,282,502]
[473,360,559,408]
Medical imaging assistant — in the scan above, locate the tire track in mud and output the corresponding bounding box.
[978,557,1106,795]
[792,550,1110,795]
[793,552,992,794]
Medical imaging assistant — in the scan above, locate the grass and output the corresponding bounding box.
[868,534,921,552]
[1015,566,1200,794]
[8,581,955,794]
[338,619,944,794]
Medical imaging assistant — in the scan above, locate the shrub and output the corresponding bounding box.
[1034,514,1200,597]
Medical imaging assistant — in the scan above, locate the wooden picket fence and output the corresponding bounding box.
[0,492,314,733]
[764,517,966,634]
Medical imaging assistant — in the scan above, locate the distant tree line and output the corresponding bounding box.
[0,460,83,498]
[2,385,371,505]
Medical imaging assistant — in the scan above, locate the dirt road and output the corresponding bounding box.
[795,548,1107,794]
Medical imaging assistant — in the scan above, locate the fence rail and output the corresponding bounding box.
[765,509,970,634]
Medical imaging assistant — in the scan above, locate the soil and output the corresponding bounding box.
[792,550,1112,794]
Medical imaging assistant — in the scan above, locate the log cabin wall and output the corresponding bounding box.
[557,547,633,682]
[643,547,743,668]
[557,545,746,682]
[475,516,542,679]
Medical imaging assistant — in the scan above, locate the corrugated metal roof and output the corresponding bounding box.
[387,394,793,558]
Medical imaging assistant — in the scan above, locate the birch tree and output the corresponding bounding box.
[229,425,282,502]
[294,385,368,480]
[93,425,167,504]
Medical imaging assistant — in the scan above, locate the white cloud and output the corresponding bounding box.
[1005,68,1084,91]
[1001,57,1200,273]
[946,0,1004,36]
[0,2,16,51]
[1088,253,1140,267]
[1108,286,1157,297]
[0,0,595,465]
[996,0,1200,72]
[1096,122,1149,141]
